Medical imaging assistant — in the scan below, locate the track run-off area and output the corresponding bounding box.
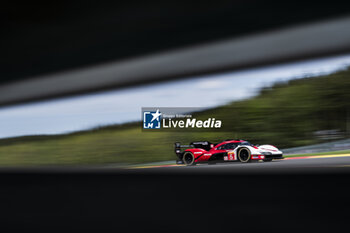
[128,153,350,173]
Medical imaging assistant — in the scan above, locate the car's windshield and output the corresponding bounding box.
[240,141,251,146]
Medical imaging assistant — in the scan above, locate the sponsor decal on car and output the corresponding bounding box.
[227,151,235,160]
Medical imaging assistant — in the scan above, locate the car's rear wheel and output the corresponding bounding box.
[238,148,251,163]
[183,152,196,166]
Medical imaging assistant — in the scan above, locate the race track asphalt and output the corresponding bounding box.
[129,154,350,174]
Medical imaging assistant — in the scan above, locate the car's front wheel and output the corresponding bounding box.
[183,152,196,166]
[238,148,251,163]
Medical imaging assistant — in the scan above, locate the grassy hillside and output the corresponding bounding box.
[0,69,349,166]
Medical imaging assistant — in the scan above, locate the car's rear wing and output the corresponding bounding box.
[174,141,213,155]
[174,142,193,148]
[174,142,193,155]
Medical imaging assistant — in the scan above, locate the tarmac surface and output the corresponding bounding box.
[129,154,350,174]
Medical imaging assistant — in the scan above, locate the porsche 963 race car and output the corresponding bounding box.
[174,139,283,165]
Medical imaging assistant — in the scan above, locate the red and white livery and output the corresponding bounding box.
[174,139,283,165]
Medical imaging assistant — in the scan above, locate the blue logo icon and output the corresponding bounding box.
[143,109,162,129]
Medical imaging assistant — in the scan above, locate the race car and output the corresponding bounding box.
[174,139,283,165]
